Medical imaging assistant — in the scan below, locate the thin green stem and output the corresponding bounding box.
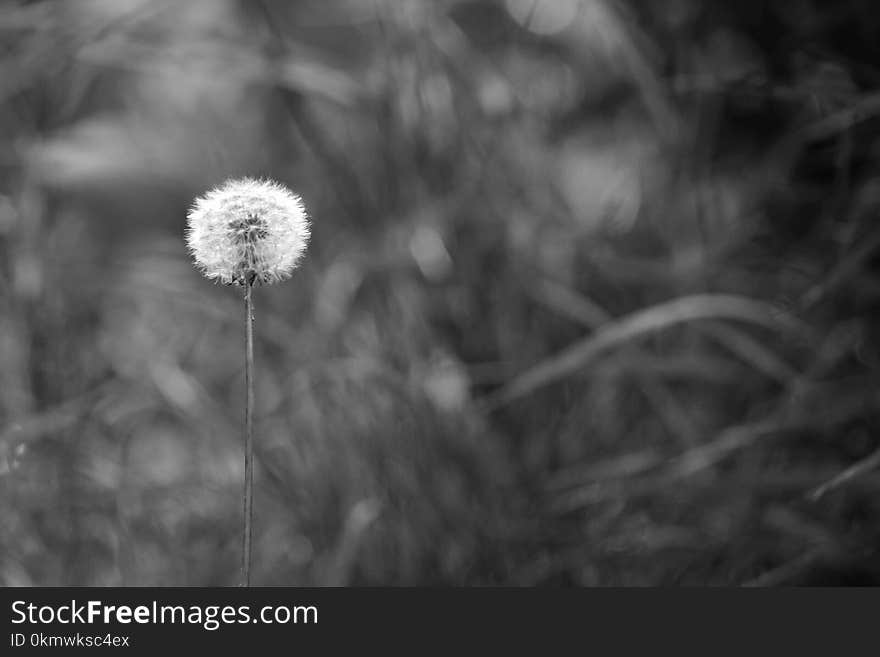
[242,280,255,586]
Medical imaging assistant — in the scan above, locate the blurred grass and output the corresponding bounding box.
[1,0,879,585]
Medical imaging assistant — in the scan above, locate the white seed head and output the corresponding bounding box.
[186,177,310,285]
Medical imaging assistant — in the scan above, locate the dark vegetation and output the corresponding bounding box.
[1,0,879,585]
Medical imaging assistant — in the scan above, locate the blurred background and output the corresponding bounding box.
[1,0,879,586]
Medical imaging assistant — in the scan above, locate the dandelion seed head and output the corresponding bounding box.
[186,177,310,285]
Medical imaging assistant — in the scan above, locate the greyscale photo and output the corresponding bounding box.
[1,0,878,588]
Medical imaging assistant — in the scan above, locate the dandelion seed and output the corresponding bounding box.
[186,177,310,285]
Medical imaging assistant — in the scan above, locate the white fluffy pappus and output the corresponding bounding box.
[186,177,310,285]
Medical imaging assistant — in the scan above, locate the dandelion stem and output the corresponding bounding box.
[242,280,255,586]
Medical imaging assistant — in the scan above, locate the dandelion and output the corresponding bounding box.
[186,177,310,586]
[186,177,310,286]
